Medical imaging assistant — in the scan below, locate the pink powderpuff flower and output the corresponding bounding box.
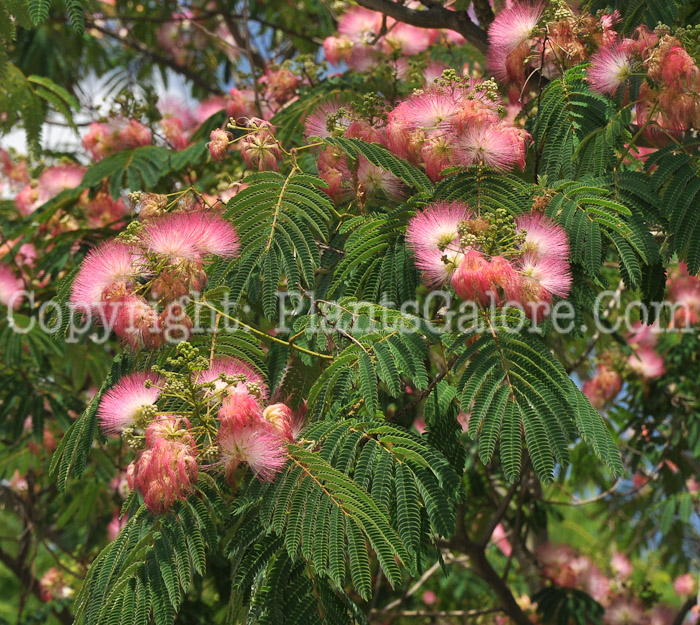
[83,192,129,229]
[488,255,521,303]
[582,364,622,409]
[158,96,196,130]
[82,122,115,161]
[70,240,141,312]
[452,250,493,305]
[421,134,456,181]
[627,321,658,350]
[406,201,471,287]
[323,35,354,64]
[132,435,198,514]
[219,419,288,483]
[259,68,300,106]
[345,120,387,146]
[107,511,128,541]
[451,124,528,171]
[487,40,532,84]
[119,119,151,149]
[488,2,543,55]
[588,43,634,95]
[627,347,665,379]
[39,568,72,602]
[262,403,295,440]
[226,88,255,120]
[491,523,512,557]
[673,573,696,596]
[610,552,633,579]
[383,23,436,56]
[518,254,572,299]
[195,96,227,124]
[161,116,188,151]
[113,294,163,349]
[660,45,699,89]
[0,263,24,309]
[516,213,570,262]
[219,386,265,429]
[304,98,350,139]
[97,371,163,435]
[337,7,383,44]
[39,162,85,196]
[603,597,646,625]
[240,119,281,171]
[209,128,230,161]
[142,210,240,262]
[357,159,405,201]
[198,356,269,401]
[422,590,437,606]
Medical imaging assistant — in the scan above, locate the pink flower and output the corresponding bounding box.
[219,386,265,429]
[240,119,281,171]
[197,356,269,402]
[304,98,350,139]
[451,124,529,171]
[132,433,199,513]
[582,364,622,409]
[70,241,141,312]
[406,201,471,287]
[219,419,288,483]
[209,128,230,161]
[337,7,383,44]
[323,35,353,64]
[603,597,646,625]
[627,347,665,379]
[610,552,633,579]
[119,119,151,149]
[518,254,572,299]
[588,43,634,95]
[488,2,543,55]
[491,523,512,557]
[142,210,240,262]
[357,159,405,201]
[452,250,493,305]
[673,573,696,596]
[262,403,295,440]
[383,23,436,56]
[195,96,227,124]
[107,511,128,541]
[516,213,570,262]
[39,568,72,601]
[226,88,255,120]
[97,371,163,435]
[421,590,437,606]
[113,294,163,349]
[161,117,188,151]
[0,263,24,309]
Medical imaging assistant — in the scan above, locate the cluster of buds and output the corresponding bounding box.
[239,118,282,171]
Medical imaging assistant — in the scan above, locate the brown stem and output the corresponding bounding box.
[353,0,488,53]
[673,596,697,625]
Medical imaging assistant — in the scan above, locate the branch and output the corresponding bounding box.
[672,596,697,625]
[479,478,520,548]
[85,20,221,95]
[353,0,488,53]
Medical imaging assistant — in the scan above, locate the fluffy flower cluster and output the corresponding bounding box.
[102,357,298,514]
[533,542,694,625]
[39,567,73,602]
[128,416,199,514]
[486,2,621,85]
[15,163,85,216]
[70,205,239,348]
[304,83,530,202]
[83,118,152,161]
[582,363,622,409]
[626,321,665,380]
[406,202,572,321]
[667,262,700,327]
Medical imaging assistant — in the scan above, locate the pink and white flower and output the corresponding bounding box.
[98,371,163,435]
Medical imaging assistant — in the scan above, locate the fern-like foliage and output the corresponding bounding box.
[531,67,611,181]
[644,145,700,274]
[448,312,623,481]
[225,419,460,621]
[210,171,334,318]
[73,479,223,625]
[533,587,604,625]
